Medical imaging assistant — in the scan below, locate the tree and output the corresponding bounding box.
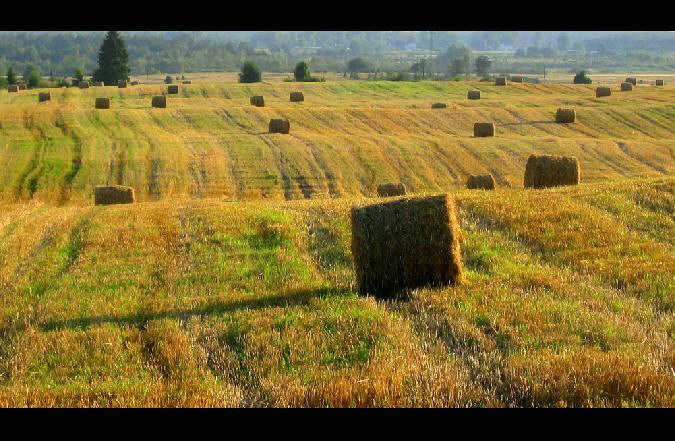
[557,32,570,52]
[449,55,470,77]
[93,31,131,85]
[7,67,17,85]
[23,65,41,87]
[474,55,492,77]
[239,61,262,83]
[573,70,592,84]
[294,61,311,81]
[74,67,84,83]
[347,58,369,74]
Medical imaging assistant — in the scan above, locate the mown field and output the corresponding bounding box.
[0,79,673,407]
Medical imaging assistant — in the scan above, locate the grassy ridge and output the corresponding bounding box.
[1,81,673,204]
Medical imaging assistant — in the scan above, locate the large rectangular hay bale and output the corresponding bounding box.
[38,92,51,102]
[350,194,464,298]
[511,76,524,83]
[167,85,179,94]
[467,174,495,190]
[130,81,138,86]
[621,82,633,91]
[95,98,110,109]
[269,118,290,134]
[250,95,265,107]
[94,81,104,87]
[94,185,135,205]
[8,85,19,93]
[118,80,127,88]
[625,77,637,86]
[495,77,507,86]
[474,122,495,137]
[467,90,481,100]
[79,81,90,89]
[431,102,447,109]
[182,80,192,84]
[655,79,664,86]
[523,154,580,189]
[290,91,304,102]
[18,85,27,90]
[555,108,576,123]
[151,96,167,108]
[596,87,611,97]
[376,183,406,197]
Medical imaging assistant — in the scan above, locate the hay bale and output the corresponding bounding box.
[350,194,463,299]
[431,103,447,109]
[130,81,138,86]
[467,90,481,100]
[655,79,665,86]
[8,85,19,93]
[495,77,507,86]
[167,85,179,94]
[95,98,111,109]
[555,108,576,123]
[182,80,191,84]
[94,81,104,87]
[94,185,135,205]
[250,95,265,107]
[290,91,304,102]
[596,87,611,97]
[625,77,637,86]
[118,80,127,88]
[474,122,495,137]
[79,81,89,89]
[151,96,167,108]
[621,82,633,91]
[511,76,524,83]
[376,183,406,197]
[269,118,290,134]
[466,174,495,190]
[38,92,51,102]
[18,85,27,90]
[523,154,580,189]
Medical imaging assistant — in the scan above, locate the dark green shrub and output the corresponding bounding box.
[239,61,262,83]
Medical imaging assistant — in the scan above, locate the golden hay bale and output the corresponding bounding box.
[511,76,524,83]
[269,118,290,134]
[18,85,27,90]
[38,92,51,102]
[8,85,19,93]
[290,91,304,102]
[621,82,633,91]
[655,79,665,86]
[95,98,111,109]
[182,80,192,84]
[524,154,580,189]
[94,185,135,205]
[94,81,104,87]
[625,77,637,86]
[467,174,495,190]
[555,108,576,123]
[167,85,179,94]
[431,102,447,109]
[130,81,138,86]
[250,95,265,107]
[467,90,481,100]
[118,80,127,88]
[495,77,507,86]
[474,122,495,137]
[79,81,90,89]
[596,87,611,97]
[151,96,167,108]
[376,183,406,197]
[350,194,464,299]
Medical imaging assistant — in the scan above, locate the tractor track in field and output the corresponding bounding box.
[259,135,301,200]
[615,141,670,175]
[55,111,83,204]
[290,133,340,198]
[14,112,47,201]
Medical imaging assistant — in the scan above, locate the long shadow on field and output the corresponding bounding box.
[39,286,351,332]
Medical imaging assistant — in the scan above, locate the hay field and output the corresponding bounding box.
[0,79,673,407]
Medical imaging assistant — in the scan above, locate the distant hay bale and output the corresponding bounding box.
[495,77,507,86]
[555,108,576,123]
[511,76,524,83]
[431,102,447,109]
[118,80,127,88]
[8,85,19,93]
[79,81,89,89]
[130,81,138,86]
[523,154,580,189]
[38,92,51,102]
[290,91,304,102]
[250,95,265,107]
[94,81,104,87]
[18,85,27,90]
[596,87,611,97]
[151,96,167,108]
[625,77,637,86]
[94,185,135,205]
[95,98,111,109]
[350,194,463,299]
[655,79,664,86]
[167,85,179,94]
[269,118,290,134]
[467,174,495,190]
[467,90,481,100]
[474,122,495,137]
[621,82,633,91]
[376,183,406,197]
[182,80,191,84]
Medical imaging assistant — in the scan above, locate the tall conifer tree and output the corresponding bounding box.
[93,31,130,85]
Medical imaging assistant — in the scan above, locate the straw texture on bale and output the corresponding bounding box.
[655,79,664,86]
[596,87,611,97]
[431,103,447,109]
[269,119,290,134]
[621,82,633,91]
[376,183,406,197]
[524,154,580,189]
[94,185,135,205]
[511,76,524,83]
[95,98,110,109]
[94,81,104,87]
[495,77,507,86]
[474,122,495,137]
[250,95,265,107]
[18,85,27,90]
[38,92,51,102]
[290,91,304,102]
[555,108,576,123]
[167,85,179,94]
[467,174,496,190]
[625,77,637,86]
[79,81,89,89]
[182,80,191,84]
[118,80,127,88]
[350,194,463,299]
[8,85,19,93]
[467,90,481,100]
[151,96,167,108]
